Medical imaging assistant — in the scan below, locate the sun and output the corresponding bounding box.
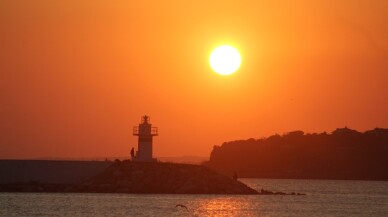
[209,45,241,75]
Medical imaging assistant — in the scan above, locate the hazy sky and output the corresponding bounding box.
[1,0,387,159]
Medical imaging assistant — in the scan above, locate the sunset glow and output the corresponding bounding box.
[1,1,387,215]
[0,1,387,159]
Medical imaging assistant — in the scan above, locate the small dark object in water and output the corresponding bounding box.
[175,204,188,210]
[260,188,305,195]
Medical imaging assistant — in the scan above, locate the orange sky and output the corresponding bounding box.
[1,0,388,159]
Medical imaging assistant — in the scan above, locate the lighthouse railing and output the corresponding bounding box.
[133,126,158,136]
[151,127,158,136]
[133,126,139,135]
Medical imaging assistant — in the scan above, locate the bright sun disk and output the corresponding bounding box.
[209,45,241,75]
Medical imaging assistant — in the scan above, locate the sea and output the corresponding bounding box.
[1,179,387,217]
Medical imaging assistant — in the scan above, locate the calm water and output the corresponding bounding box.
[1,179,387,216]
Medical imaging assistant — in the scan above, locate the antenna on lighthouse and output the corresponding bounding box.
[133,115,158,162]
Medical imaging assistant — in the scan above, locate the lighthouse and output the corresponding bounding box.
[133,115,158,162]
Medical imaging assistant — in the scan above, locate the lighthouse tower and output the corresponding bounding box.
[133,115,158,162]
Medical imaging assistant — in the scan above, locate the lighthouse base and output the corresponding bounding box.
[134,141,156,162]
[133,157,157,163]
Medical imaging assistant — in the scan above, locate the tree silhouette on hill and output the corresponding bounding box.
[203,127,388,180]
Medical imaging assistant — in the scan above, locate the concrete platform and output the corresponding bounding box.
[0,160,112,184]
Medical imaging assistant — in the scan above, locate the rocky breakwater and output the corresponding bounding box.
[76,161,258,194]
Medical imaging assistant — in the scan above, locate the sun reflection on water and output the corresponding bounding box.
[191,196,258,217]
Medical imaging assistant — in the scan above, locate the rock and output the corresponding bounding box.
[0,161,305,195]
[259,188,304,195]
[113,170,122,177]
[81,161,258,194]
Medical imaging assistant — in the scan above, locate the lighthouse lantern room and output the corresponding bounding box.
[133,115,158,162]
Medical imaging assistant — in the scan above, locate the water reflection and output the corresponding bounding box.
[190,196,258,217]
[1,179,388,217]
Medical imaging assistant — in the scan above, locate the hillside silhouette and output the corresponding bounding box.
[204,127,388,180]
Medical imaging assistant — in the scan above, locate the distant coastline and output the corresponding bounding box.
[204,127,388,181]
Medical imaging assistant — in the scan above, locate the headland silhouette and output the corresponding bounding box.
[204,127,388,180]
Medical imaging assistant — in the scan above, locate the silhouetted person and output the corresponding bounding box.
[233,171,238,181]
[130,147,135,161]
